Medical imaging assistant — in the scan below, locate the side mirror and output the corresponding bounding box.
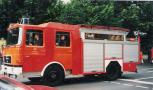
[1,44,6,49]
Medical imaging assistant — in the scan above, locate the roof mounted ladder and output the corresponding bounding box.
[20,18,30,24]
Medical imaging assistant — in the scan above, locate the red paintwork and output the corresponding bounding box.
[2,22,139,77]
[137,35,143,64]
[21,23,83,75]
[0,75,57,90]
[123,62,137,72]
[2,22,83,76]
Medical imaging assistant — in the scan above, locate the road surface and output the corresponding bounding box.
[10,64,153,90]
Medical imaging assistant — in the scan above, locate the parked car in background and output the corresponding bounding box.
[0,75,57,90]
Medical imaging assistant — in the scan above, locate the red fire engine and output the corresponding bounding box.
[1,22,141,86]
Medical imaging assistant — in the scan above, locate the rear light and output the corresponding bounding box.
[4,56,11,63]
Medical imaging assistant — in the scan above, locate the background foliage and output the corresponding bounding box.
[0,0,153,56]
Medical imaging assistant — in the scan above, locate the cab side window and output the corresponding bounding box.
[26,30,43,46]
[56,32,70,47]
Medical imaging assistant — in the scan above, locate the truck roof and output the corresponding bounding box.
[39,22,129,32]
[81,25,129,32]
[39,22,80,31]
[8,22,129,32]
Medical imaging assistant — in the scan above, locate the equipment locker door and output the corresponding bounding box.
[83,41,104,73]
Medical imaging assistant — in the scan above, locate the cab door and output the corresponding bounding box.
[23,29,46,72]
[54,31,72,70]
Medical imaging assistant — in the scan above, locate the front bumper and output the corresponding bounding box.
[1,65,22,75]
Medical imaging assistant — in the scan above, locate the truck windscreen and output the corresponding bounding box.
[7,28,20,45]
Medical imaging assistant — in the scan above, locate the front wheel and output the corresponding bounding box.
[42,65,64,86]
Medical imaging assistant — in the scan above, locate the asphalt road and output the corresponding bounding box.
[16,64,153,90]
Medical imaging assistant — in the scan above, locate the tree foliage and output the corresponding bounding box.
[56,0,122,26]
[0,0,153,54]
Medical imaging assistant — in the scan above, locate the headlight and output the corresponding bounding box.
[4,56,11,63]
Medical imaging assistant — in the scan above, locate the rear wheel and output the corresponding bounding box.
[42,65,64,86]
[106,62,121,81]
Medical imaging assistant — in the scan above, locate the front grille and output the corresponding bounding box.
[4,56,11,63]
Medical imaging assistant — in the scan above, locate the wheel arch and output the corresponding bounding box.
[106,61,121,71]
[105,60,123,72]
[106,61,122,80]
[41,61,66,76]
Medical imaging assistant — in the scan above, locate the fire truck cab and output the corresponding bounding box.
[1,22,140,86]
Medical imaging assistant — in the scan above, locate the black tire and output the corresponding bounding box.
[42,65,64,86]
[28,77,41,82]
[84,75,94,78]
[118,72,123,78]
[106,63,121,81]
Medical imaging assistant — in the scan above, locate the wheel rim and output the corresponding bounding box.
[43,66,65,86]
[49,71,58,82]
